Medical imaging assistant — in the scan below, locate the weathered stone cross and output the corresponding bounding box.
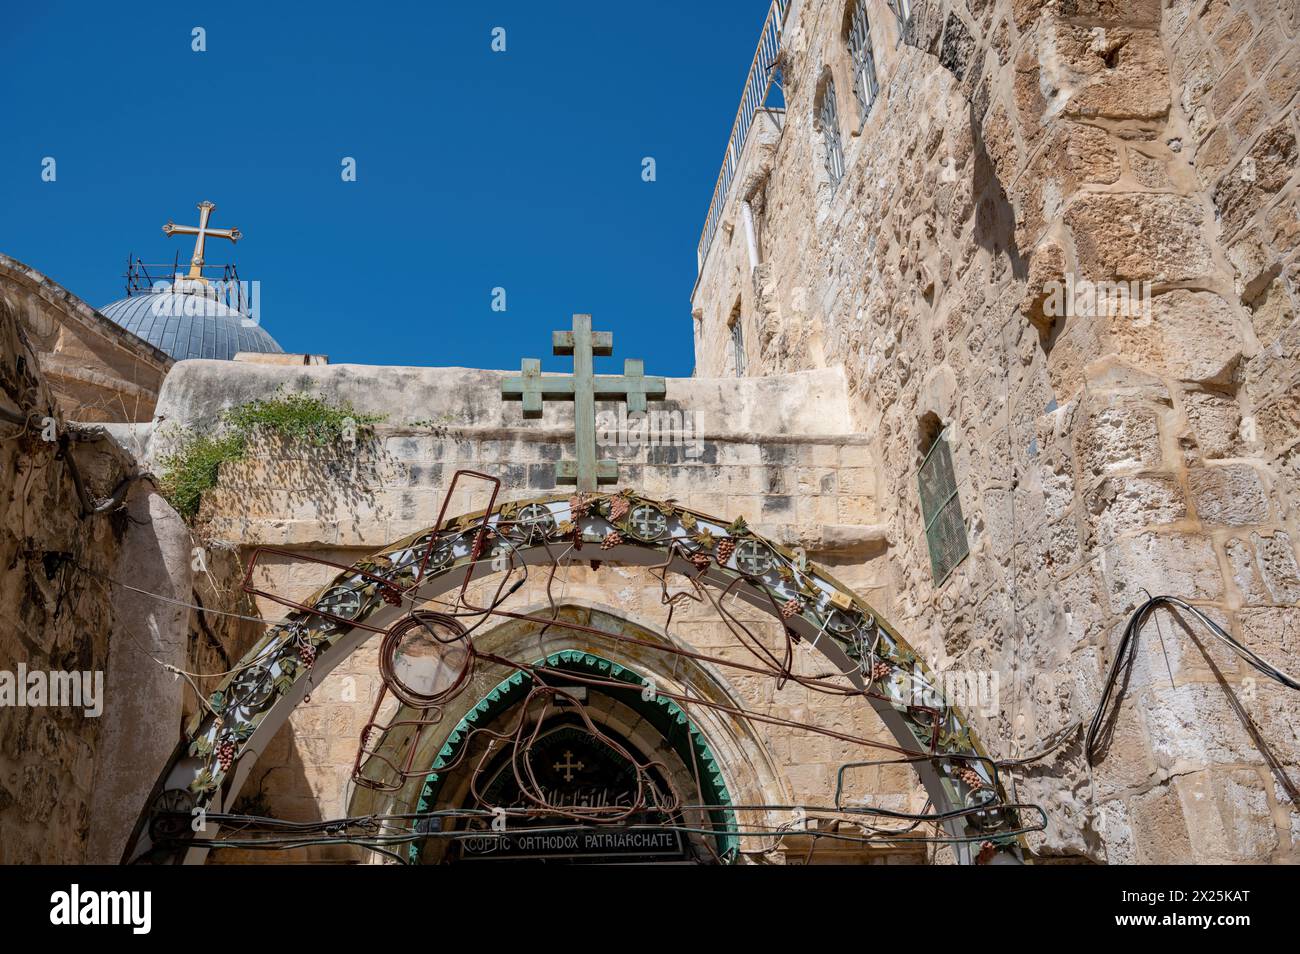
[502,314,666,492]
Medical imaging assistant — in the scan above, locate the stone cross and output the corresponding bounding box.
[162,200,241,282]
[502,314,666,492]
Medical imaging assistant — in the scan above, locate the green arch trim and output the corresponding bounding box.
[412,649,739,863]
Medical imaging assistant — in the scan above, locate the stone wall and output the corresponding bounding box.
[0,283,256,863]
[0,288,144,861]
[691,0,1300,862]
[0,253,171,424]
[0,288,120,862]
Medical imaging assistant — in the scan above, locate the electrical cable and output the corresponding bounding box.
[1086,594,1300,770]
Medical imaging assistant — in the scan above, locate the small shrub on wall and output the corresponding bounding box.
[159,388,384,521]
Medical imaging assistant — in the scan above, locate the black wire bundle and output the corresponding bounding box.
[1086,594,1300,767]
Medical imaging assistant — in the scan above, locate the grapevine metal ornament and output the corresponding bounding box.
[391,534,456,579]
[905,704,941,747]
[127,476,1037,866]
[825,607,862,637]
[965,785,1006,832]
[148,789,196,842]
[733,538,775,577]
[423,538,456,575]
[388,533,434,571]
[506,503,556,542]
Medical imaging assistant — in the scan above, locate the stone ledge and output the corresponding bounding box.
[754,521,890,555]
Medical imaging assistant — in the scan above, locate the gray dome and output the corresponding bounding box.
[99,292,284,361]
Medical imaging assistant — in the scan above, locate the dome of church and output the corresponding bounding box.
[99,289,284,362]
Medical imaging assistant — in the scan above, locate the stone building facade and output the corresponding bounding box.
[144,359,926,865]
[692,0,1300,862]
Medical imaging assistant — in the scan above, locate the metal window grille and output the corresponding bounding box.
[730,317,747,377]
[818,78,845,188]
[889,0,913,35]
[847,1,880,122]
[917,427,969,583]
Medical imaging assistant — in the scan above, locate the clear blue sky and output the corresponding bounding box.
[0,0,774,377]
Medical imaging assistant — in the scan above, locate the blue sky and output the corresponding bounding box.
[0,1,774,377]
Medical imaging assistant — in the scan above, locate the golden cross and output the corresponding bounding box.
[161,200,241,281]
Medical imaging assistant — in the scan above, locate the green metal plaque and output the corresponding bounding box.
[918,428,968,584]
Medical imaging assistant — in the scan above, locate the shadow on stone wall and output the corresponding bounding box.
[969,100,1029,284]
[210,719,344,864]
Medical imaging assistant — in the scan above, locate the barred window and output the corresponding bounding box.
[847,1,880,122]
[917,426,969,584]
[816,77,845,188]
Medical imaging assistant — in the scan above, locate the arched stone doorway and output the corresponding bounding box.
[125,490,1038,865]
[411,650,733,864]
[348,603,795,865]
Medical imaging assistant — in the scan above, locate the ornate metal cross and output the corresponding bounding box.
[502,314,666,492]
[162,200,241,281]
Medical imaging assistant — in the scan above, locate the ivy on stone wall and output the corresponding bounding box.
[159,388,385,522]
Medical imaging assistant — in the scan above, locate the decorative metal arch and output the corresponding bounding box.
[125,485,1039,865]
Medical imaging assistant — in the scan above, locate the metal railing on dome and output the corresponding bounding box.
[123,254,253,316]
[696,0,791,274]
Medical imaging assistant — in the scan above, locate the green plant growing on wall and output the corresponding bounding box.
[226,390,382,445]
[158,430,247,523]
[158,388,385,521]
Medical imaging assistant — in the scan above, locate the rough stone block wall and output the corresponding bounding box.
[0,291,137,862]
[692,0,1299,861]
[0,285,261,863]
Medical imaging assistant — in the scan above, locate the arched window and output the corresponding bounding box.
[846,1,880,122]
[814,75,846,189]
